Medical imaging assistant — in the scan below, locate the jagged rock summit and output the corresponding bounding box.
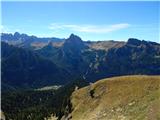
[62,33,86,52]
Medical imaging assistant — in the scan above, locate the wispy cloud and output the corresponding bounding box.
[49,23,130,33]
[0,25,10,33]
[0,25,21,33]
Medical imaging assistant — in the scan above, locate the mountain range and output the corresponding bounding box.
[1,32,160,90]
[1,32,160,120]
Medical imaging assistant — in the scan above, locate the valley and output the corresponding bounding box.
[1,1,159,120]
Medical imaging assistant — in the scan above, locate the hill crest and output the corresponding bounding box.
[69,75,160,120]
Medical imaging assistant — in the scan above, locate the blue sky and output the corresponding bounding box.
[1,1,160,42]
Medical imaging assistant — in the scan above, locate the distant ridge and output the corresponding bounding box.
[1,32,160,90]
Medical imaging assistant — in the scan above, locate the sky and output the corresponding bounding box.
[1,1,160,42]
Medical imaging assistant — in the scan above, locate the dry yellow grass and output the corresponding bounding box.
[70,75,160,120]
[0,111,6,120]
[87,41,125,51]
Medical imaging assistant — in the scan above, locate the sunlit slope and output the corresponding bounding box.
[71,75,160,120]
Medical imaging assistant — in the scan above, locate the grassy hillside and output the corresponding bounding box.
[70,75,160,120]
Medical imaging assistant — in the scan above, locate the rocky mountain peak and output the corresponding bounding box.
[63,34,85,50]
[127,38,158,47]
[127,38,141,46]
[14,32,21,37]
[65,34,83,45]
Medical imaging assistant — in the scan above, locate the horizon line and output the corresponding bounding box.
[1,32,159,43]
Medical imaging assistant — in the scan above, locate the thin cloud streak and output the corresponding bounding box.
[0,25,21,33]
[49,23,130,33]
[0,25,10,33]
